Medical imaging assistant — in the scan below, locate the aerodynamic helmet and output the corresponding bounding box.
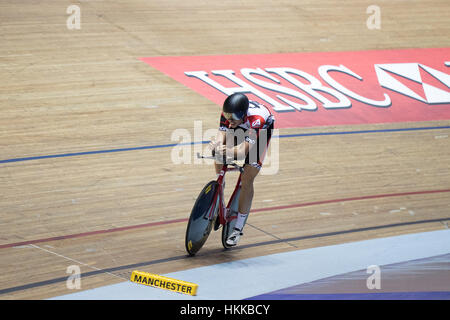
[222,93,249,120]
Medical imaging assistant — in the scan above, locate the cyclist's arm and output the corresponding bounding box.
[216,128,227,145]
[219,128,256,160]
[216,113,229,145]
[210,113,229,153]
[233,138,251,160]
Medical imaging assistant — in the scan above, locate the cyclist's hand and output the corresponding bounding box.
[208,140,217,150]
[209,140,219,157]
[216,144,228,156]
[216,145,235,164]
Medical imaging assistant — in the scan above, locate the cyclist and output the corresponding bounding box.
[209,93,275,246]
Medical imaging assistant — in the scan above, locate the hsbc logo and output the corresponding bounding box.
[141,49,450,127]
[375,63,450,104]
[185,62,450,113]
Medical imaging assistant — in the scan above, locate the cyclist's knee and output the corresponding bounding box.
[241,166,258,188]
[214,163,222,174]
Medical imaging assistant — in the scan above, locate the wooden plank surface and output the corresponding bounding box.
[0,0,449,299]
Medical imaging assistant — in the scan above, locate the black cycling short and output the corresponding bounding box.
[243,122,274,169]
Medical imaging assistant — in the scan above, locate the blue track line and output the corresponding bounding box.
[1,125,449,164]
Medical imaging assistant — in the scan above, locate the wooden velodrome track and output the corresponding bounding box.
[1,0,449,299]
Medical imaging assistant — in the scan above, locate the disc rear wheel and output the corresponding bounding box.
[185,181,219,256]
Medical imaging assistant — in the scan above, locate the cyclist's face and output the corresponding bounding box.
[228,118,243,128]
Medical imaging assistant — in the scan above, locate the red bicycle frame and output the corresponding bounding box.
[205,163,242,226]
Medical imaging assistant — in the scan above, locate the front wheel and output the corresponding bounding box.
[221,186,242,249]
[185,181,219,256]
[221,209,238,249]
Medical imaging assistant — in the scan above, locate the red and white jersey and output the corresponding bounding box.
[219,100,274,131]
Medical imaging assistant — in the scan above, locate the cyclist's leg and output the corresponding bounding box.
[226,126,274,245]
[213,129,227,175]
[214,162,222,175]
[238,165,258,214]
[234,126,273,231]
[225,164,258,246]
[234,164,259,231]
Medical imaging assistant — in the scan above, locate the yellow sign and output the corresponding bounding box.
[130,270,198,296]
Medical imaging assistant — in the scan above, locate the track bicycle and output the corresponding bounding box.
[185,153,248,256]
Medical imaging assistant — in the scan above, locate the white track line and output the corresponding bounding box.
[30,244,126,281]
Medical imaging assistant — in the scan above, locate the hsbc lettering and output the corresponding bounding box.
[185,62,450,112]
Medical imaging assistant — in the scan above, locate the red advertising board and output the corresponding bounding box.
[141,48,450,128]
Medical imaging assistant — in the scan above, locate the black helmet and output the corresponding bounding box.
[222,93,249,120]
